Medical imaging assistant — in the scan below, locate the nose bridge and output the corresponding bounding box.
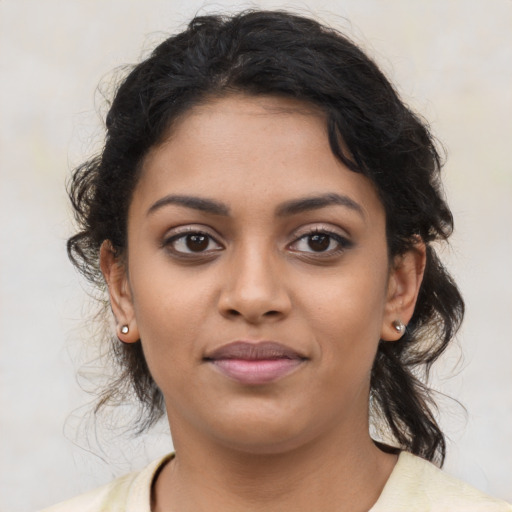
[219,236,290,322]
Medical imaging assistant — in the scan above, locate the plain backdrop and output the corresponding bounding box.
[1,1,511,510]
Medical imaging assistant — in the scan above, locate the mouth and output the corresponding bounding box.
[203,341,307,385]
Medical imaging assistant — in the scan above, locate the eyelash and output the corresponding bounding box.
[288,228,352,257]
[162,227,352,259]
[162,228,223,257]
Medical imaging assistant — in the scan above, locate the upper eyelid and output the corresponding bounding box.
[163,224,222,241]
[290,223,350,239]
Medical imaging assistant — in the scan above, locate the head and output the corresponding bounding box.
[68,10,463,464]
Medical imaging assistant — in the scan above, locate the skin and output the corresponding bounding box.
[101,94,426,512]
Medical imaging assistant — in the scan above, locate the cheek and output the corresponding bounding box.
[128,266,217,383]
[131,255,215,328]
[299,262,389,370]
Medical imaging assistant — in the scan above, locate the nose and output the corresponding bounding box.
[217,243,292,324]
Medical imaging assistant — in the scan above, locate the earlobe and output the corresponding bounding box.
[381,242,426,342]
[99,240,140,343]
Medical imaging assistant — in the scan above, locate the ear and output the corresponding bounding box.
[380,242,426,341]
[99,240,140,343]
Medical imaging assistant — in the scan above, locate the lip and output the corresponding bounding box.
[204,341,307,385]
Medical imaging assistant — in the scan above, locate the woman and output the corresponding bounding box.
[42,10,511,511]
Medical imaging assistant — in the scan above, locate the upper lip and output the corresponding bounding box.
[204,341,307,361]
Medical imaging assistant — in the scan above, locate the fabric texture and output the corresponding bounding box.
[39,451,512,511]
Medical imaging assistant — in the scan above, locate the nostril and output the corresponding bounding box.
[224,308,282,321]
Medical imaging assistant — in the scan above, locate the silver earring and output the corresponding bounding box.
[392,320,405,335]
[121,325,129,334]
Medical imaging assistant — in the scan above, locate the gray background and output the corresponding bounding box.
[1,1,511,510]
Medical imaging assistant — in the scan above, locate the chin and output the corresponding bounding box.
[214,428,315,456]
[203,403,329,456]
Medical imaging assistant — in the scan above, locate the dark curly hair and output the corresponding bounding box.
[67,10,464,465]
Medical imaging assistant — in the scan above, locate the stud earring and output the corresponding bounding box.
[392,320,405,335]
[121,325,129,335]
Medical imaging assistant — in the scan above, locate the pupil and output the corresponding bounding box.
[308,234,329,251]
[186,234,208,252]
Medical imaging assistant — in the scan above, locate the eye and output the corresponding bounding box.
[289,230,350,255]
[164,231,223,255]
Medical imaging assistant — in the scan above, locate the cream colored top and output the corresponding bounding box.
[40,452,512,511]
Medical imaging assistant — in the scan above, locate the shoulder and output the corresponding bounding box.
[371,451,512,512]
[38,454,172,512]
[37,472,136,512]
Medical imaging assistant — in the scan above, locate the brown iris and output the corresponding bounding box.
[308,234,330,252]
[186,234,209,252]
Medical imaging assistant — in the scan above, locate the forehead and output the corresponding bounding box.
[134,94,384,221]
[153,94,329,163]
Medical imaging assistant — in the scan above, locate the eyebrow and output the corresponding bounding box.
[146,192,364,219]
[276,193,365,218]
[147,194,230,216]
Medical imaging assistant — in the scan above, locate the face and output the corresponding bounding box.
[103,95,422,454]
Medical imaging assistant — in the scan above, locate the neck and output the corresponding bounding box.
[153,418,397,512]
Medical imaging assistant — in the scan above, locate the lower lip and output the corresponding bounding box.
[210,358,304,385]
